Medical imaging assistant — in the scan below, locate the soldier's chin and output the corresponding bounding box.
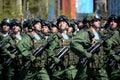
[3,29,9,32]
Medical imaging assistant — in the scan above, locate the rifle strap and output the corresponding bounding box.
[15,39,19,44]
[92,38,96,44]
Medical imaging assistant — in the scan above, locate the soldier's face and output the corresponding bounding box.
[78,21,83,26]
[51,26,58,33]
[2,25,10,32]
[42,26,49,33]
[94,20,101,28]
[67,26,73,33]
[34,22,42,31]
[110,20,117,29]
[58,21,68,30]
[12,25,21,33]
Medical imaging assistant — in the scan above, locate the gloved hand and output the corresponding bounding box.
[85,52,92,58]
[113,55,120,61]
[53,57,60,64]
[30,56,35,62]
[9,54,15,59]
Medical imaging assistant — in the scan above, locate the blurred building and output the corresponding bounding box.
[0,0,120,20]
[48,0,94,20]
[108,0,120,16]
[75,0,94,20]
[94,0,120,17]
[95,0,107,16]
[48,0,76,20]
[60,0,76,19]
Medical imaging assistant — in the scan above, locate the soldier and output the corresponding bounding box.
[73,19,83,32]
[50,21,59,33]
[47,20,62,59]
[87,14,109,80]
[70,17,93,80]
[22,17,51,80]
[57,15,70,39]
[31,17,44,40]
[70,13,109,80]
[26,17,44,48]
[22,19,30,34]
[47,21,62,80]
[0,18,16,80]
[68,19,77,37]
[10,19,34,80]
[51,15,78,80]
[41,20,52,39]
[103,15,120,80]
[33,20,52,80]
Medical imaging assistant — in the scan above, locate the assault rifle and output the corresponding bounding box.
[5,46,19,66]
[49,46,70,72]
[24,34,55,70]
[81,32,114,67]
[109,50,120,70]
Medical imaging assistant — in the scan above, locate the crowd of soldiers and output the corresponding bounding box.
[0,13,120,80]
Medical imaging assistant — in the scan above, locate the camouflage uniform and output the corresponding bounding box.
[51,15,79,80]
[0,18,16,80]
[0,33,15,80]
[71,13,109,80]
[34,20,52,80]
[70,29,93,80]
[10,19,34,80]
[103,15,120,80]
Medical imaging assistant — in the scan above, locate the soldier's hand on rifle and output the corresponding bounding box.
[30,55,35,62]
[9,54,15,59]
[85,52,92,58]
[53,57,60,64]
[113,55,120,61]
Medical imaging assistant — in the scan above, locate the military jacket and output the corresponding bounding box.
[70,28,108,68]
[26,31,47,68]
[102,28,120,55]
[0,32,15,56]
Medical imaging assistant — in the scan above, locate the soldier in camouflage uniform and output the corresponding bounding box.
[41,20,52,39]
[87,14,109,80]
[103,15,120,80]
[10,19,34,80]
[0,18,16,80]
[70,18,93,80]
[26,17,44,49]
[51,15,79,80]
[45,20,63,79]
[70,13,109,80]
[46,20,62,59]
[33,20,52,80]
[22,17,51,80]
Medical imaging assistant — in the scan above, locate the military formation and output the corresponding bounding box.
[0,14,120,80]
